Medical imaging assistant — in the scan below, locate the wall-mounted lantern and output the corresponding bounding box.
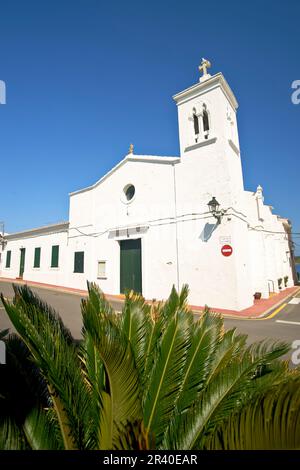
[207,196,224,223]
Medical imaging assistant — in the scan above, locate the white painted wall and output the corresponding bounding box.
[1,229,68,285]
[0,71,295,311]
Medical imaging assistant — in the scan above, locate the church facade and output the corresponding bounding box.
[0,62,296,311]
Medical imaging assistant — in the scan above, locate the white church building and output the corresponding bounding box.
[0,60,296,311]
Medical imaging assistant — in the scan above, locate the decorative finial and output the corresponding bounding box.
[129,143,134,154]
[256,185,264,201]
[198,58,211,82]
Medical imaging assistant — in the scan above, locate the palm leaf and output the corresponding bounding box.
[81,284,142,449]
[143,285,191,394]
[0,332,51,449]
[0,328,9,340]
[114,419,155,450]
[166,339,291,449]
[0,418,28,450]
[174,311,224,411]
[23,407,63,450]
[161,311,224,447]
[1,287,90,449]
[204,327,248,387]
[82,282,116,322]
[79,332,106,449]
[143,310,191,445]
[160,284,190,324]
[97,391,113,450]
[203,377,300,449]
[11,284,73,343]
[119,291,153,385]
[2,282,299,451]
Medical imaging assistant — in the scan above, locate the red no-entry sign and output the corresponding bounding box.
[221,244,233,257]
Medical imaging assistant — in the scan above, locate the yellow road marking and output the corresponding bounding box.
[259,302,287,321]
[0,291,290,322]
[218,302,288,321]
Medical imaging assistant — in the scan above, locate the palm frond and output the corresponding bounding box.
[23,407,63,450]
[96,391,113,450]
[11,284,73,343]
[1,282,300,451]
[120,291,153,385]
[82,282,116,322]
[0,328,9,340]
[0,333,50,432]
[82,286,142,449]
[1,288,90,449]
[0,418,28,450]
[143,310,191,446]
[143,286,192,392]
[79,332,106,449]
[166,338,292,449]
[175,311,224,410]
[204,328,248,387]
[161,311,224,447]
[160,284,191,324]
[114,419,155,450]
[203,377,300,449]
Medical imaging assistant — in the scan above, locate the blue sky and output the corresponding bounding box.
[0,0,299,251]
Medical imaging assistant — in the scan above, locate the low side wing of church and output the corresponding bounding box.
[0,63,297,311]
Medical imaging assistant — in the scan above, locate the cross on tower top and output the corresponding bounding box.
[198,58,211,82]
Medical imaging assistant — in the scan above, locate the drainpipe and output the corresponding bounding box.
[255,185,264,222]
[172,164,180,291]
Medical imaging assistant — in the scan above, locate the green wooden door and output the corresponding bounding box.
[19,248,26,278]
[120,239,142,294]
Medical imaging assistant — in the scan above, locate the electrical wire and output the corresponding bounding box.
[67,208,299,240]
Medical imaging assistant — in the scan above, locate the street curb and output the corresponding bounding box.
[0,277,126,302]
[253,287,300,319]
[1,277,299,320]
[191,286,300,320]
[218,286,300,320]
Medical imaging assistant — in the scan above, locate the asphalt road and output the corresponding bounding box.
[1,281,300,365]
[223,295,300,363]
[0,281,121,339]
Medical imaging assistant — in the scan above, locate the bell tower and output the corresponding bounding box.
[173,59,244,205]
